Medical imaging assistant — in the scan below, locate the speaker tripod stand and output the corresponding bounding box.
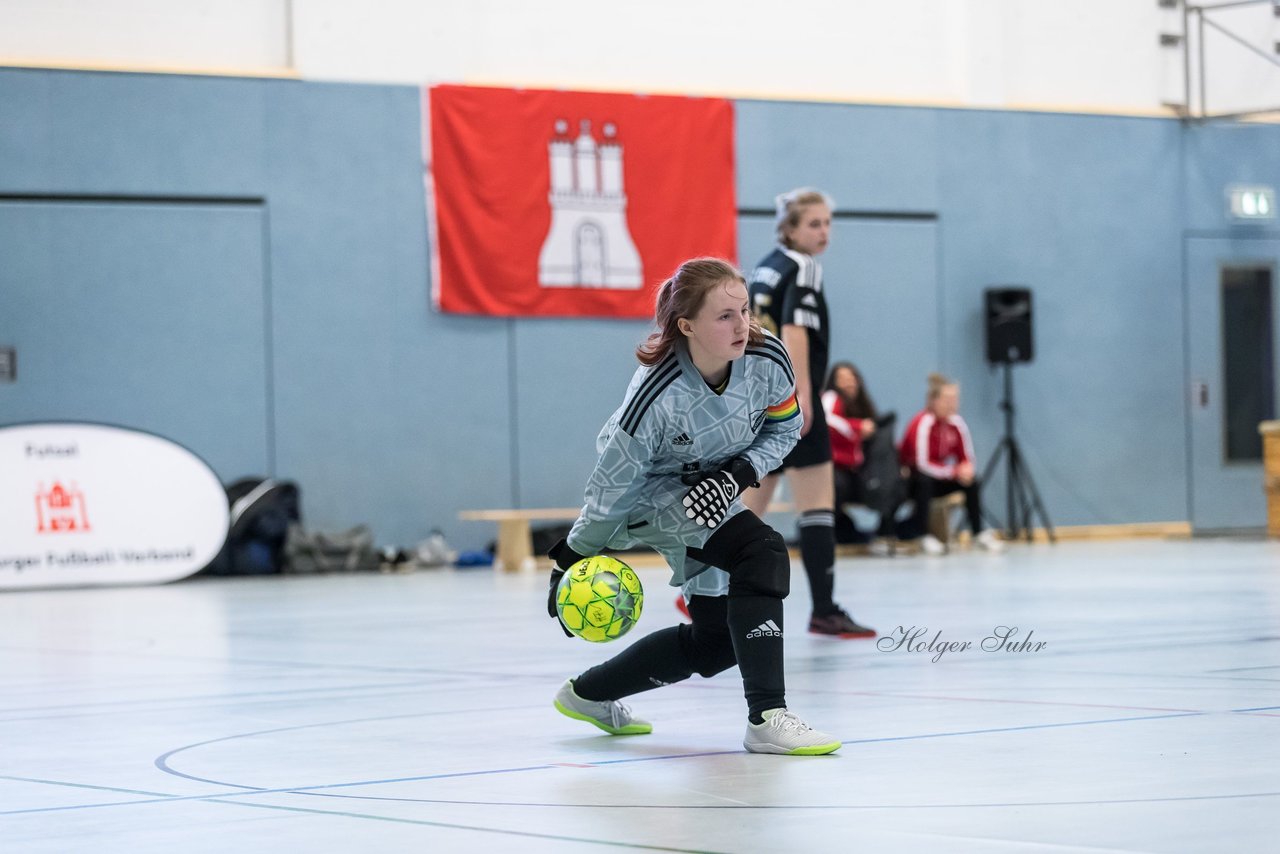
[981,362,1055,542]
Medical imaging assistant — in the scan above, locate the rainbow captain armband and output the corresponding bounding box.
[766,393,800,422]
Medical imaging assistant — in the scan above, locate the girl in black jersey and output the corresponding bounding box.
[743,188,877,639]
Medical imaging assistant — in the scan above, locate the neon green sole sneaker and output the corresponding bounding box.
[554,680,653,735]
[743,708,841,755]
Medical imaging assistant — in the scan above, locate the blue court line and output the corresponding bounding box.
[154,710,1214,791]
[9,706,1272,819]
[0,678,436,717]
[3,708,1217,818]
[0,775,174,798]
[153,703,546,788]
[297,788,1280,810]
[0,642,559,682]
[587,750,739,766]
[841,711,1206,744]
[8,779,1279,819]
[145,679,1233,789]
[0,769,556,817]
[208,799,724,853]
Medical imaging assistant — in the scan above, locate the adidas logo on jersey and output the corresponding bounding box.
[671,432,693,446]
[746,620,782,639]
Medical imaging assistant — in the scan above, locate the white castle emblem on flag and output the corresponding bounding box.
[538,118,643,289]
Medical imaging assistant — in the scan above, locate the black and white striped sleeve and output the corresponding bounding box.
[567,359,674,555]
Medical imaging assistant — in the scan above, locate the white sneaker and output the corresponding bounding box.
[868,538,894,557]
[975,530,1006,552]
[920,534,947,556]
[554,680,652,735]
[743,708,841,755]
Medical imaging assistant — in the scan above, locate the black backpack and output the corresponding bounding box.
[859,413,905,517]
[202,477,302,576]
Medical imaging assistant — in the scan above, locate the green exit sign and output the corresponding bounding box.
[1228,185,1275,220]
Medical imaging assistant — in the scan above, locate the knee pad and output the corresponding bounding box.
[726,527,790,599]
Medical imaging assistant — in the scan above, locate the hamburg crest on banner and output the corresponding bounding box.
[425,85,737,318]
[35,481,91,533]
[539,119,642,289]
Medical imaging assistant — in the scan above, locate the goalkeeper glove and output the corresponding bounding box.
[682,457,758,529]
[546,538,586,637]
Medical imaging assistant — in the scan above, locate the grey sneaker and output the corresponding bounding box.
[554,680,652,735]
[920,534,947,556]
[743,708,841,755]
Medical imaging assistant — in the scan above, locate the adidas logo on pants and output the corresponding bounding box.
[746,620,782,639]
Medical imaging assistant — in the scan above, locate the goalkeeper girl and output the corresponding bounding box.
[547,257,841,755]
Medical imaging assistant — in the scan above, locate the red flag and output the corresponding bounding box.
[425,84,736,318]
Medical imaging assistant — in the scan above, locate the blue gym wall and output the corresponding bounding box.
[2,68,1278,550]
[936,109,1189,526]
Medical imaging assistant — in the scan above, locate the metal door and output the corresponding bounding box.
[1185,235,1280,532]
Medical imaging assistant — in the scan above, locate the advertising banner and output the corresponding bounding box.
[0,423,229,590]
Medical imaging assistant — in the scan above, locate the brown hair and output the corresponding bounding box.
[636,257,764,365]
[775,187,835,247]
[823,361,878,420]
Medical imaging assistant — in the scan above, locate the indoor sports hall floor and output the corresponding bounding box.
[2,538,1278,853]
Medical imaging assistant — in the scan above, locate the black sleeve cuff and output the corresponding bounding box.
[727,457,759,492]
[548,538,587,571]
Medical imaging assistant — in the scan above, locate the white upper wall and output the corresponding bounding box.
[0,0,291,73]
[1,0,1277,116]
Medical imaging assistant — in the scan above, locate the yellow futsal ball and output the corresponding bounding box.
[555,555,644,643]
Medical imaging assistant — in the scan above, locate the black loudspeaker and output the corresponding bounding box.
[984,287,1034,363]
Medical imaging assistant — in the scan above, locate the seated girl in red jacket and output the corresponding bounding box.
[898,373,1004,555]
[821,361,898,550]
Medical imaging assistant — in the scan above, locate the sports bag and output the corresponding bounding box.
[284,523,380,574]
[202,477,301,575]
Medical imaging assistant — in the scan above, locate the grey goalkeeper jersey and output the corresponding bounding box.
[566,331,801,585]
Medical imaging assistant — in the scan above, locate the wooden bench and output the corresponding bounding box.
[458,508,581,574]
[930,491,967,543]
[460,503,794,573]
[834,492,967,553]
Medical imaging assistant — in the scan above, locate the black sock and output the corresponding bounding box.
[798,510,836,615]
[573,627,694,701]
[726,593,785,721]
[966,482,985,534]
